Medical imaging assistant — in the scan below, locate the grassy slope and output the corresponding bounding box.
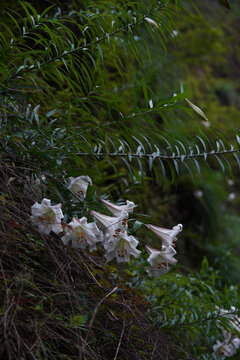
[0,163,175,359]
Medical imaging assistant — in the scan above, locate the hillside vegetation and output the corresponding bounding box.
[1,0,240,359]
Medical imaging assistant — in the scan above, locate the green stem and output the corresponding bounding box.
[74,148,240,160]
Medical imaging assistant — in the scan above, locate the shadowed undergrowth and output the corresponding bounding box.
[0,163,174,360]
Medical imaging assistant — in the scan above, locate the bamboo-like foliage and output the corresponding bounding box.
[0,0,239,185]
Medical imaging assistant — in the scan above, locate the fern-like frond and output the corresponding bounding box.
[68,133,240,181]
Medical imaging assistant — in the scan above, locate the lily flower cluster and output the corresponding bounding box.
[146,223,183,276]
[30,175,183,276]
[31,176,101,253]
[213,306,240,359]
[91,199,141,263]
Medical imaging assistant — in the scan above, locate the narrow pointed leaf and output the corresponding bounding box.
[185,98,208,121]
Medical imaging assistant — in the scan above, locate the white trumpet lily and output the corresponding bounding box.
[31,198,64,234]
[104,232,141,263]
[231,337,240,352]
[212,339,234,358]
[146,245,177,276]
[91,210,128,237]
[61,217,103,252]
[147,223,183,248]
[68,175,92,202]
[101,199,136,217]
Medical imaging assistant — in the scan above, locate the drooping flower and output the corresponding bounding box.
[31,198,64,234]
[213,306,240,358]
[146,245,177,276]
[231,337,240,352]
[212,339,234,358]
[104,231,141,263]
[91,210,128,237]
[101,199,136,217]
[61,217,103,252]
[147,223,183,248]
[68,176,92,202]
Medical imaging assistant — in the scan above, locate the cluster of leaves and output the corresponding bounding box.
[126,256,240,359]
[0,0,240,190]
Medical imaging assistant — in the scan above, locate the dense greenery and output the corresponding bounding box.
[1,0,240,359]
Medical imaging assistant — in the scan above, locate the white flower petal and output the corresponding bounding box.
[31,198,64,235]
[147,264,169,277]
[41,198,51,207]
[146,245,177,277]
[91,210,128,237]
[38,224,52,234]
[147,223,183,247]
[101,199,136,217]
[68,175,92,202]
[61,234,71,246]
[213,339,234,358]
[232,337,240,350]
[61,216,103,252]
[51,223,63,235]
[104,233,141,263]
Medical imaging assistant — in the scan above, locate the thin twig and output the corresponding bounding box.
[75,147,240,160]
[81,259,104,289]
[113,312,126,360]
[42,121,121,153]
[0,84,42,93]
[88,286,118,329]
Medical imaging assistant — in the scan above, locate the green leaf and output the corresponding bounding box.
[70,314,88,327]
[130,220,143,234]
[46,109,57,118]
[85,185,97,202]
[185,98,208,121]
[218,0,231,9]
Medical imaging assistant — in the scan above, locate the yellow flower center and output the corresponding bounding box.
[38,208,55,225]
[75,226,86,243]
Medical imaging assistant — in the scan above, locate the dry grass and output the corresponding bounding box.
[0,162,174,359]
